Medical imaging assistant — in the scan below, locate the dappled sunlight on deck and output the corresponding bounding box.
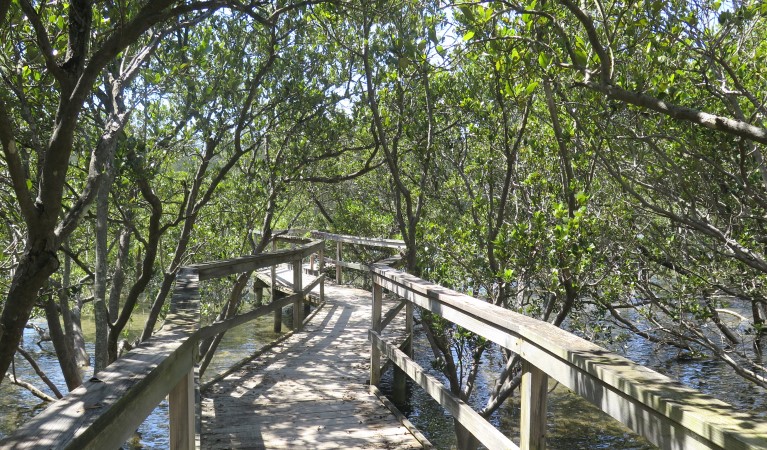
[200,281,424,449]
[4,232,765,450]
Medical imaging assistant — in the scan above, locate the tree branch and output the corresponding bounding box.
[558,0,613,81]
[582,81,767,145]
[18,0,69,83]
[5,371,56,402]
[0,100,36,224]
[16,346,63,399]
[0,0,10,27]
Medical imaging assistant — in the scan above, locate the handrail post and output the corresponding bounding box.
[520,360,548,450]
[393,302,413,404]
[405,303,413,355]
[336,241,342,284]
[272,239,281,333]
[370,281,383,385]
[169,349,196,449]
[318,244,325,302]
[254,279,264,307]
[293,256,303,331]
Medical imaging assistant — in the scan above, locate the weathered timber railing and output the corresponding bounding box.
[284,230,413,406]
[0,236,324,450]
[308,230,406,283]
[8,230,762,450]
[369,264,767,450]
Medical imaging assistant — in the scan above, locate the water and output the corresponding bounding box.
[0,339,53,438]
[2,297,765,449]
[380,318,766,449]
[0,299,289,448]
[619,330,766,417]
[380,327,656,449]
[0,308,172,447]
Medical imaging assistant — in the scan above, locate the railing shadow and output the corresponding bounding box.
[7,231,759,450]
[0,236,324,450]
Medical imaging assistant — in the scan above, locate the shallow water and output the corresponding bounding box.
[380,320,766,449]
[1,297,765,449]
[0,299,289,448]
[380,327,654,449]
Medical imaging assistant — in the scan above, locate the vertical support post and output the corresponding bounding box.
[405,302,413,355]
[310,254,315,273]
[293,257,303,331]
[254,279,264,307]
[393,301,414,404]
[370,282,383,386]
[272,239,281,333]
[169,362,195,449]
[318,244,325,302]
[520,360,548,450]
[336,241,342,284]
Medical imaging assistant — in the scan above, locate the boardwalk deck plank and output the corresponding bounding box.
[200,275,423,449]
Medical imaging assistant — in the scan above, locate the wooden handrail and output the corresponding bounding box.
[0,268,201,450]
[307,230,404,284]
[0,239,323,450]
[9,231,762,450]
[369,263,767,450]
[195,293,298,341]
[191,239,323,280]
[320,255,403,272]
[369,330,516,449]
[310,230,406,249]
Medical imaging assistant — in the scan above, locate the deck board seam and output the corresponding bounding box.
[201,272,424,449]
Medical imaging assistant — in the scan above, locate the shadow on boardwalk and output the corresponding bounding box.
[200,281,423,449]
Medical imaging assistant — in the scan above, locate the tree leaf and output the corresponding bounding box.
[574,48,588,67]
[537,52,549,69]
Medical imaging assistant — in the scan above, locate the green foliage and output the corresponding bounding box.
[2,0,767,412]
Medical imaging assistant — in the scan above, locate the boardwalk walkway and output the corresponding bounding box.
[200,274,424,449]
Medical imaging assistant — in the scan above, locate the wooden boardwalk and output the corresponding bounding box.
[200,272,425,449]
